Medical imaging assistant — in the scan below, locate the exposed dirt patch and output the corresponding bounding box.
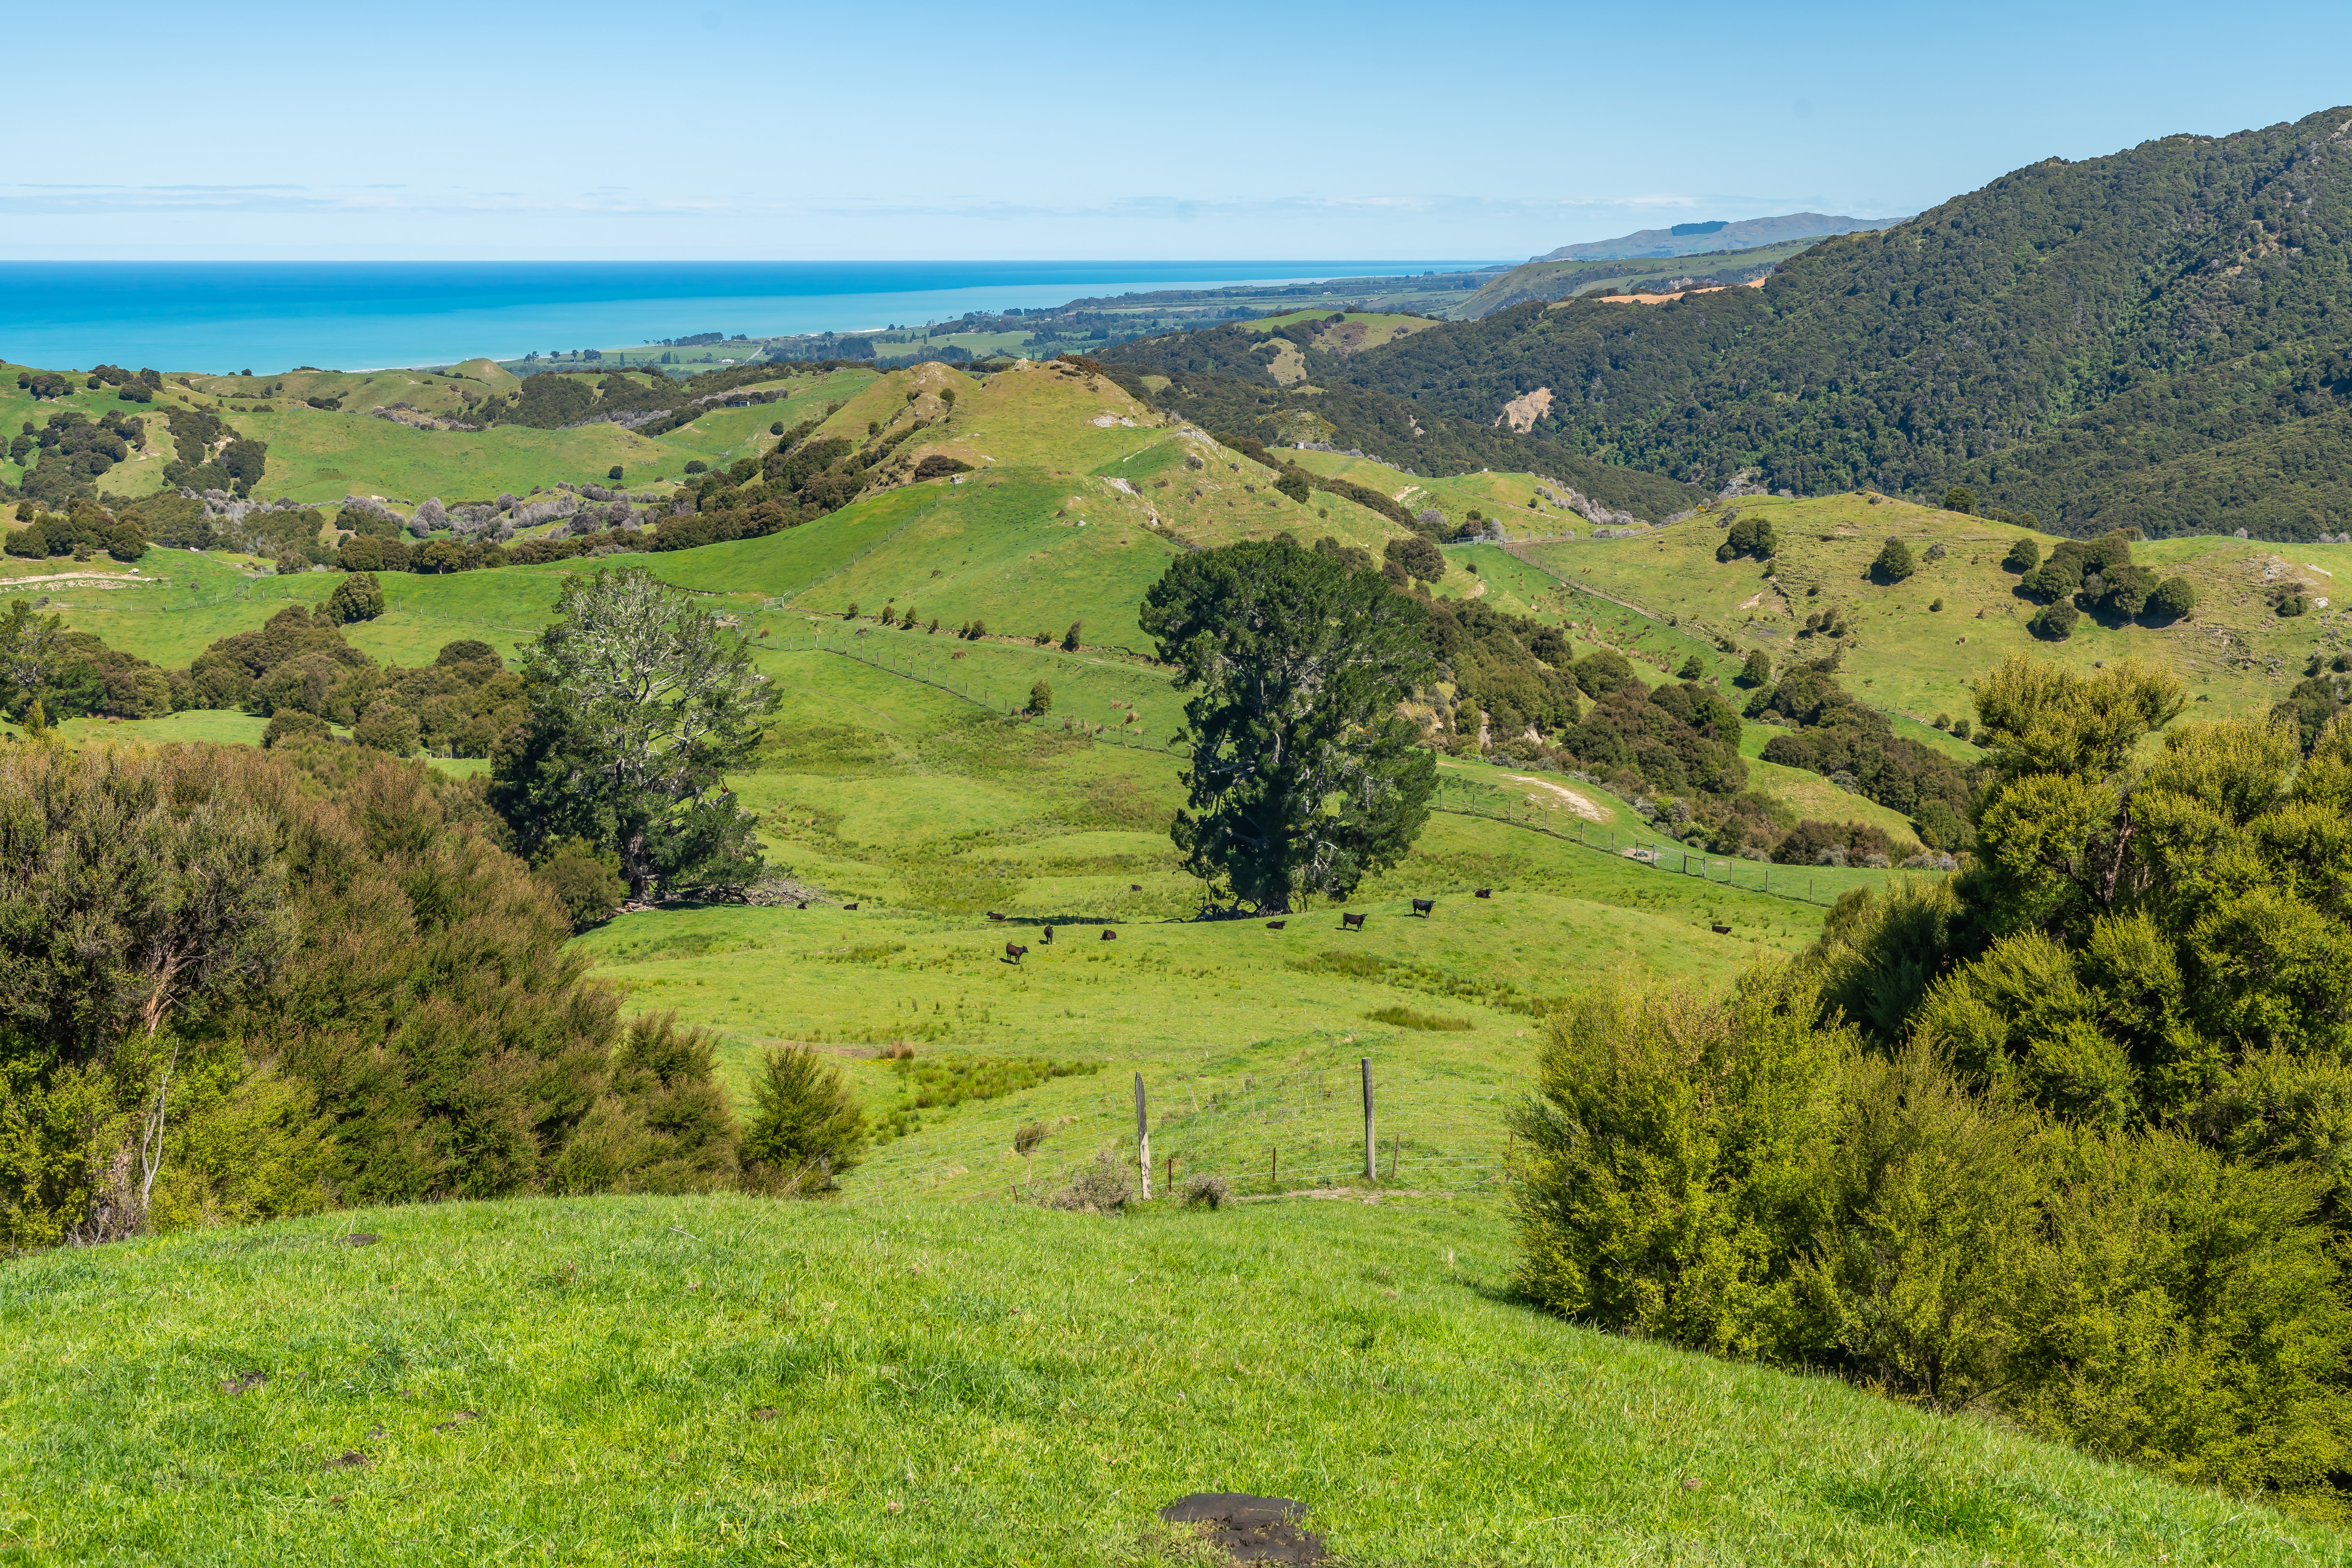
[1501,773,1610,822]
[1158,1494,1325,1564]
[1495,386,1554,433]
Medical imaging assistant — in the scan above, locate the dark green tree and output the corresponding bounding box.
[1942,486,1977,515]
[1138,539,1436,913]
[1739,648,1772,687]
[607,465,625,482]
[743,1046,866,1192]
[322,572,384,626]
[1716,516,1776,561]
[1027,679,1054,716]
[1383,534,1446,582]
[1677,655,1706,681]
[2028,600,2080,640]
[2002,537,2042,573]
[1871,538,1916,583]
[1274,467,1311,505]
[491,565,778,900]
[2144,575,2197,623]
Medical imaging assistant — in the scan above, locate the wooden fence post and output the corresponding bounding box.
[1269,1145,1279,1193]
[1360,1058,1376,1186]
[1134,1072,1151,1200]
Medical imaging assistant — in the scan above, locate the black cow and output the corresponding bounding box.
[1340,912,1366,931]
[1411,899,1434,917]
[1005,943,1028,963]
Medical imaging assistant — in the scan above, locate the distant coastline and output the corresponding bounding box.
[0,260,1495,374]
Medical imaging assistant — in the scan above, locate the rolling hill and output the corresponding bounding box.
[1533,212,1902,262]
[1104,106,2352,542]
[11,327,2352,1554]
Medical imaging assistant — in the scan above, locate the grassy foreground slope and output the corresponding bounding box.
[2,1194,2334,1568]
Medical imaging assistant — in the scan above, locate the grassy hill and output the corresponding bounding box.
[1528,492,2352,731]
[12,342,2352,1555]
[11,1192,2334,1566]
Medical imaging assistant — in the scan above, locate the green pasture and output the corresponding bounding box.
[1534,495,2352,729]
[2,1194,2331,1568]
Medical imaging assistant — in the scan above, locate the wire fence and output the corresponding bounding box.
[841,1059,1510,1206]
[774,629,1176,754]
[1433,774,1944,907]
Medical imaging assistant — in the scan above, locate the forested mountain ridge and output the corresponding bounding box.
[1120,107,2352,541]
[1098,327,1710,522]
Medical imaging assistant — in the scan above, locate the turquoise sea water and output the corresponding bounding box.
[0,261,1484,375]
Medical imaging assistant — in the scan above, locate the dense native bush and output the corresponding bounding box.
[0,600,176,722]
[1520,655,2352,1515]
[187,604,525,757]
[1513,965,2352,1514]
[0,744,745,1251]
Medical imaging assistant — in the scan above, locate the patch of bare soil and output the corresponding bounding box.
[1495,386,1554,433]
[1500,772,1610,822]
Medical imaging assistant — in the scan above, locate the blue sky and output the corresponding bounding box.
[9,0,2350,261]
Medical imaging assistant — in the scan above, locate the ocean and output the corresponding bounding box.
[0,261,1486,375]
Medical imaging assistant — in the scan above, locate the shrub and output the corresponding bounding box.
[2003,537,2042,573]
[352,702,421,755]
[742,1046,865,1192]
[1049,1153,1134,1214]
[683,459,707,475]
[275,552,308,577]
[1510,972,2352,1497]
[1062,621,1082,652]
[1870,538,1915,583]
[1942,485,1977,515]
[1716,516,1776,562]
[2027,600,2080,640]
[261,710,330,749]
[1384,534,1445,581]
[323,571,385,625]
[1026,679,1053,716]
[0,744,736,1245]
[1181,1173,1232,1210]
[2278,593,2311,618]
[534,836,628,931]
[1739,648,1772,687]
[2143,574,2197,622]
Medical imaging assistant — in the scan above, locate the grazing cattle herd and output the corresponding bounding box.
[798,891,1485,961]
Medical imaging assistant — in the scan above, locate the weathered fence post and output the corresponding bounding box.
[1135,1072,1151,1200]
[1360,1058,1376,1186]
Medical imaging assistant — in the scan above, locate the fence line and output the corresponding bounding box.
[1432,774,1940,908]
[841,1057,1510,1206]
[778,629,1172,753]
